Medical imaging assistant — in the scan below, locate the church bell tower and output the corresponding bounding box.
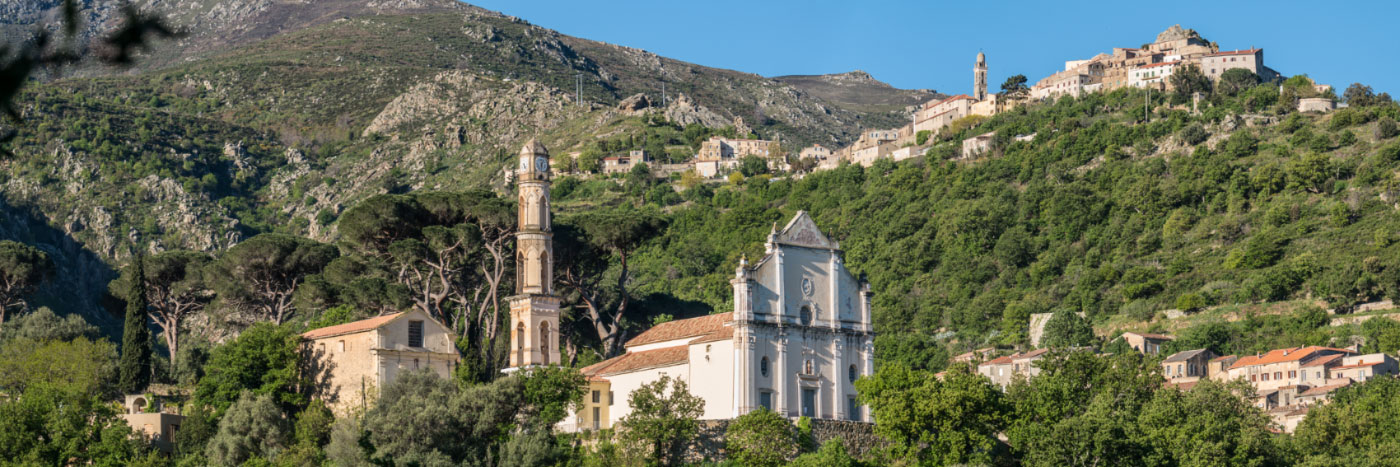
[509,140,561,368]
[974,51,988,101]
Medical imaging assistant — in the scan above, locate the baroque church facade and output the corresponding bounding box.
[503,141,874,431]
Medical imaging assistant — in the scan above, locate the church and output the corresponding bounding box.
[505,141,875,432]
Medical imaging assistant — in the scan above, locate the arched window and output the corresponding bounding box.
[539,322,551,365]
[760,357,769,377]
[849,364,858,383]
[799,305,812,325]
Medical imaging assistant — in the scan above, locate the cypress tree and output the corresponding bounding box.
[119,256,152,394]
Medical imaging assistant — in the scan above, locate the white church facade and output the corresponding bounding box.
[503,140,874,431]
[568,214,876,430]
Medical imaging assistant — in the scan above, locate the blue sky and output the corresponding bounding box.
[465,0,1395,96]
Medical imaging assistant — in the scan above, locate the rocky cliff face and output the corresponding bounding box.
[0,0,928,320]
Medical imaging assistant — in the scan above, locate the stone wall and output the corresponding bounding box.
[681,418,883,463]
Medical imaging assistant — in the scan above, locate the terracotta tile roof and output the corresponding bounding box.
[689,326,734,345]
[1331,362,1381,370]
[1229,346,1352,370]
[1208,48,1261,57]
[1014,348,1050,361]
[581,346,690,377]
[1302,354,1344,367]
[980,355,1015,367]
[1164,380,1199,391]
[925,94,975,109]
[625,312,733,347]
[1301,379,1352,397]
[1210,355,1238,363]
[302,312,404,340]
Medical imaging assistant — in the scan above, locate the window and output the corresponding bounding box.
[760,357,769,377]
[1289,371,1296,379]
[1176,364,1182,375]
[408,320,424,348]
[849,364,858,383]
[413,358,420,369]
[592,407,600,430]
[848,397,861,421]
[1251,375,1257,382]
[609,391,614,406]
[592,390,600,404]
[1261,373,1269,381]
[759,391,773,410]
[1274,372,1282,380]
[338,340,345,352]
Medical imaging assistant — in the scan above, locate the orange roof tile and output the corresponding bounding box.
[1210,355,1238,363]
[690,326,734,345]
[1302,354,1344,367]
[1301,379,1352,397]
[582,346,690,377]
[1164,380,1199,391]
[1014,348,1050,361]
[302,312,404,340]
[625,312,733,347]
[1229,346,1352,370]
[980,355,1015,366]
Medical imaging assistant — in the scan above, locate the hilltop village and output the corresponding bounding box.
[546,25,1339,181]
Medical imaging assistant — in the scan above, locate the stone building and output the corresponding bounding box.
[961,132,995,159]
[302,309,460,413]
[1161,348,1217,388]
[119,395,184,453]
[1225,346,1353,393]
[1200,48,1271,81]
[1327,353,1398,383]
[977,348,1048,389]
[602,150,648,175]
[1297,97,1336,113]
[914,95,976,135]
[1121,331,1174,355]
[567,212,877,431]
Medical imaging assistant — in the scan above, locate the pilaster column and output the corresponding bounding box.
[775,333,788,416]
[833,335,844,420]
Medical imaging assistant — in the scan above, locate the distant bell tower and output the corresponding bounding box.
[974,51,988,101]
[509,140,561,368]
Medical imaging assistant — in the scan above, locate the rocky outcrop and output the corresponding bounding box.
[664,94,729,129]
[618,93,652,113]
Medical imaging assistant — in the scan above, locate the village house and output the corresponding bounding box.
[1129,61,1183,90]
[799,144,832,163]
[602,149,649,175]
[1200,48,1273,81]
[1327,353,1399,382]
[961,132,995,159]
[951,347,997,364]
[914,94,977,135]
[301,309,461,414]
[119,394,184,453]
[1161,348,1218,389]
[1121,331,1174,355]
[977,348,1049,389]
[1225,346,1353,393]
[696,136,773,177]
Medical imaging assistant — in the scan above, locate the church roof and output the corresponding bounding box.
[302,312,405,340]
[625,312,733,348]
[580,346,691,377]
[520,139,548,156]
[773,211,839,250]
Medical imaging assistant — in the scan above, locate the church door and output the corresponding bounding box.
[801,388,816,417]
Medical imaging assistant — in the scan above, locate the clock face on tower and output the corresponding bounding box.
[519,158,529,171]
[535,156,549,173]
